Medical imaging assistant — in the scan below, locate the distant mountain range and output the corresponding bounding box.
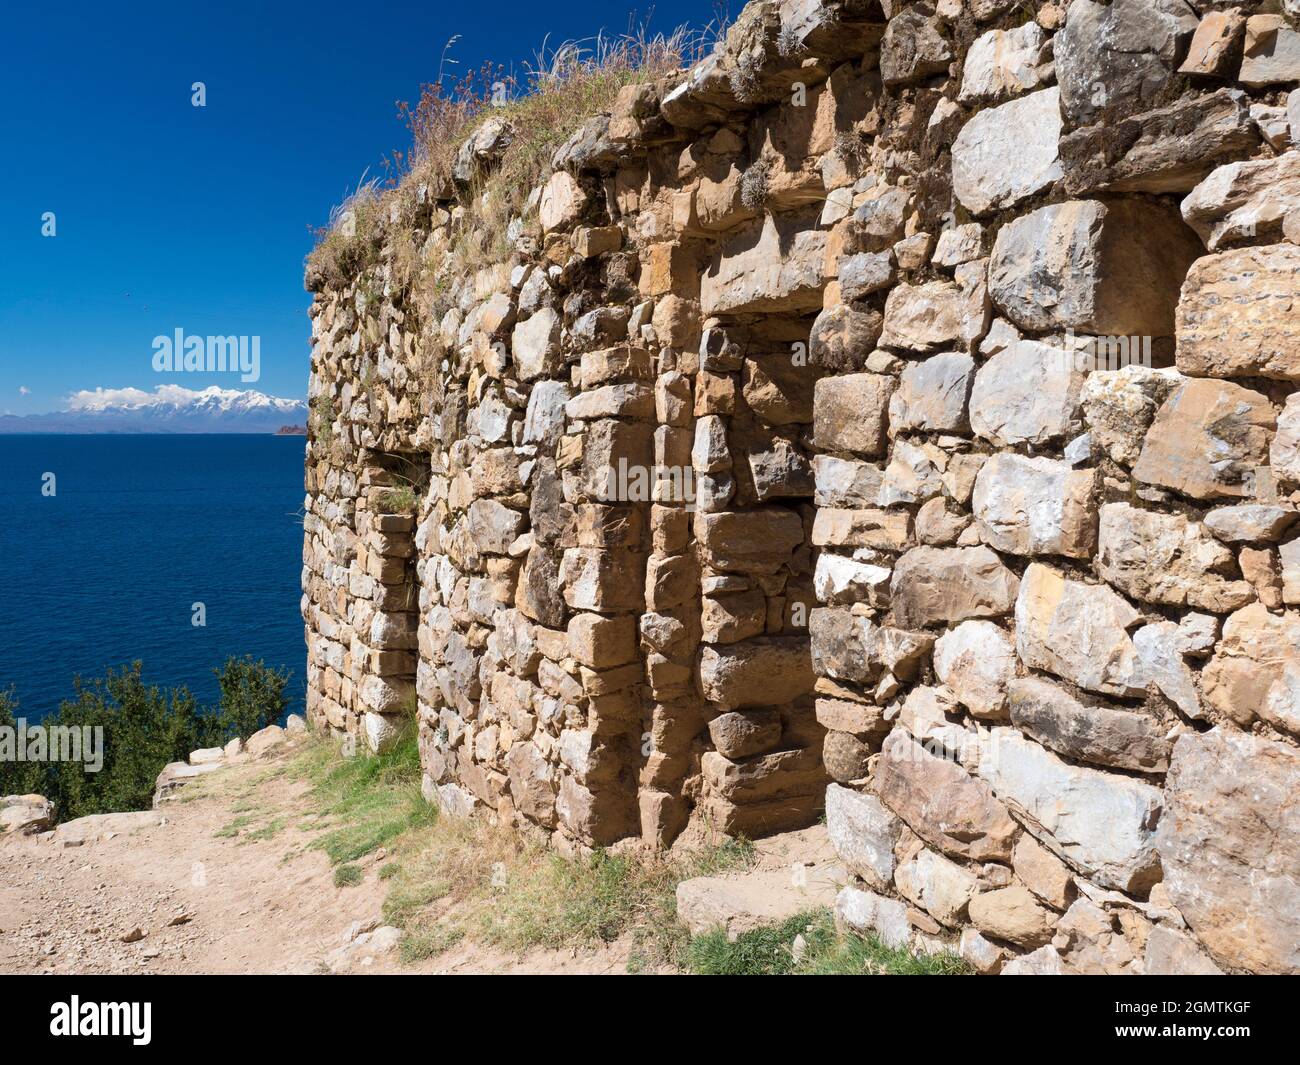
[0,385,309,434]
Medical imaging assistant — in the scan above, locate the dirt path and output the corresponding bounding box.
[0,747,642,975]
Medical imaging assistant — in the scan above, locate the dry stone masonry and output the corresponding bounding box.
[301,0,1300,974]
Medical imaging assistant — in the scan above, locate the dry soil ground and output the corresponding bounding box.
[0,746,644,975]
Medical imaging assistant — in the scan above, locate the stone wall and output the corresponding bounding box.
[302,0,1300,974]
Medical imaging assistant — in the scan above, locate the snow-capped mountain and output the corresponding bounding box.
[0,385,308,434]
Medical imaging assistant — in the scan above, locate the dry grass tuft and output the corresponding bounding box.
[305,24,717,303]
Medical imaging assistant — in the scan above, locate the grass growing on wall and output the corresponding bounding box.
[305,26,714,308]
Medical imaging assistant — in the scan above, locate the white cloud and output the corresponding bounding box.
[18,386,30,395]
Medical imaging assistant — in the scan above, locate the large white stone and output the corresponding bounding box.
[825,784,902,891]
[972,453,1097,559]
[933,620,1017,719]
[1014,563,1146,697]
[969,340,1087,447]
[978,727,1164,893]
[953,87,1063,216]
[959,23,1050,105]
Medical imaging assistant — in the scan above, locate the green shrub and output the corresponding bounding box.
[0,658,294,823]
[0,690,47,797]
[210,656,291,743]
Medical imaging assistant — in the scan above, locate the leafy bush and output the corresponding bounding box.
[0,658,293,823]
[210,656,291,741]
[0,690,46,797]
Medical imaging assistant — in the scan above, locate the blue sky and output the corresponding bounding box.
[0,0,723,414]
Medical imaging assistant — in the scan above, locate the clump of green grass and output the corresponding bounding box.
[214,814,257,839]
[471,835,755,968]
[244,817,286,843]
[685,910,971,976]
[295,726,434,869]
[399,925,464,964]
[376,484,419,514]
[334,864,364,888]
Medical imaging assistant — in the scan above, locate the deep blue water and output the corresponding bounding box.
[0,435,306,721]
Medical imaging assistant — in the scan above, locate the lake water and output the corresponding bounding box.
[0,435,307,720]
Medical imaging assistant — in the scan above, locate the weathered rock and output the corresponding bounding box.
[837,250,895,301]
[895,847,981,927]
[1014,563,1146,698]
[825,784,902,891]
[0,795,54,835]
[1013,833,1074,911]
[708,709,783,759]
[1097,502,1253,612]
[888,351,974,435]
[879,9,952,86]
[1274,393,1300,486]
[823,730,874,783]
[1176,244,1300,382]
[809,304,884,370]
[969,884,1056,948]
[699,638,814,711]
[1132,377,1275,500]
[812,455,884,509]
[741,354,816,426]
[1181,156,1300,252]
[809,607,881,686]
[834,885,911,950]
[813,553,891,607]
[952,88,1063,215]
[959,22,1050,105]
[988,199,1201,336]
[972,454,1097,559]
[1144,925,1225,975]
[1203,504,1298,544]
[1060,89,1258,196]
[932,620,1017,719]
[1132,620,1204,721]
[1202,603,1300,734]
[979,727,1164,893]
[879,275,988,353]
[1007,676,1172,773]
[1179,9,1246,78]
[960,928,1010,974]
[969,340,1087,448]
[813,373,894,456]
[567,613,637,669]
[1055,0,1199,127]
[878,439,946,508]
[695,508,804,574]
[1156,728,1300,973]
[875,729,1020,862]
[510,307,563,382]
[1080,365,1181,466]
[811,507,911,550]
[1238,14,1300,87]
[932,223,984,269]
[701,209,825,315]
[506,743,556,826]
[890,546,1019,629]
[538,170,588,232]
